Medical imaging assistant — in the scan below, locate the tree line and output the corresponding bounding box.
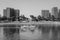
[0,15,60,22]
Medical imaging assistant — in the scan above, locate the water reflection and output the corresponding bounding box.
[3,25,20,40]
[0,24,60,40]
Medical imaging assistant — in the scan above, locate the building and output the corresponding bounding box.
[3,7,20,21]
[3,9,7,17]
[41,10,50,18]
[3,8,15,18]
[15,9,20,21]
[58,9,60,19]
[0,14,1,17]
[52,7,58,18]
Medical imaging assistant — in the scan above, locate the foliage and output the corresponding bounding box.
[37,15,41,21]
[30,15,38,21]
[51,15,55,21]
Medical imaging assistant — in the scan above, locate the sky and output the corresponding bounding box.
[0,0,60,18]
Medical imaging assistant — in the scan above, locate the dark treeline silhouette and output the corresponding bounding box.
[0,14,60,23]
[29,14,60,22]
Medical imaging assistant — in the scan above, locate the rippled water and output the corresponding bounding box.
[0,24,60,40]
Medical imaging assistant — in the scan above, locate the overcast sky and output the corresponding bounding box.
[0,0,60,18]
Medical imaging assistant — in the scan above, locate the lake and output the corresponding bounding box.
[0,24,60,40]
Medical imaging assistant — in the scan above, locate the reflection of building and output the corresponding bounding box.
[52,7,58,18]
[41,10,50,18]
[3,7,20,21]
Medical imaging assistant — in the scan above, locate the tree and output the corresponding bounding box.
[22,15,27,21]
[8,17,13,22]
[30,15,35,21]
[57,18,60,21]
[0,17,2,21]
[37,15,42,21]
[2,16,7,21]
[19,15,28,21]
[30,15,35,18]
[51,15,55,21]
[41,16,46,21]
[46,17,50,21]
[30,15,38,21]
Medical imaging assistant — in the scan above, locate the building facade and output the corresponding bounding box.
[58,9,60,19]
[41,10,50,18]
[3,7,20,21]
[3,8,15,18]
[52,7,58,18]
[15,9,20,21]
[3,9,7,17]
